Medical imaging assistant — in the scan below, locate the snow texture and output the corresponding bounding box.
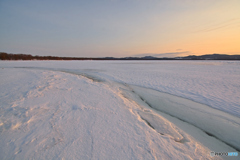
[1,60,239,117]
[1,60,239,159]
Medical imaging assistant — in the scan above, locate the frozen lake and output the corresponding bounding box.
[1,60,240,159]
[1,60,240,117]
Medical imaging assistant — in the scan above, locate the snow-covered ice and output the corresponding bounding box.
[1,60,239,117]
[0,60,240,159]
[129,85,240,151]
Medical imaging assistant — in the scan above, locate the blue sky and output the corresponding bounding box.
[0,0,240,57]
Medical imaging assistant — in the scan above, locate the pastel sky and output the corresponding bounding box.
[0,0,240,57]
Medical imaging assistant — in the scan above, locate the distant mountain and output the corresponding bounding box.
[1,52,240,60]
[180,54,240,60]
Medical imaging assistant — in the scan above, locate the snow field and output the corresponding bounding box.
[0,68,218,159]
[1,60,239,117]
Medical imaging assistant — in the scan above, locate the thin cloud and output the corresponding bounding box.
[134,51,191,58]
[194,18,240,33]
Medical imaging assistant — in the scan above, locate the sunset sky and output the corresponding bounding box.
[0,0,240,57]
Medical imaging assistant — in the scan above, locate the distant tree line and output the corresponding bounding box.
[0,52,174,60]
[1,52,240,60]
[0,52,34,60]
[0,52,102,60]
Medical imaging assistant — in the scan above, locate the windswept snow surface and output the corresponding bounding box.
[1,60,240,159]
[1,60,239,117]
